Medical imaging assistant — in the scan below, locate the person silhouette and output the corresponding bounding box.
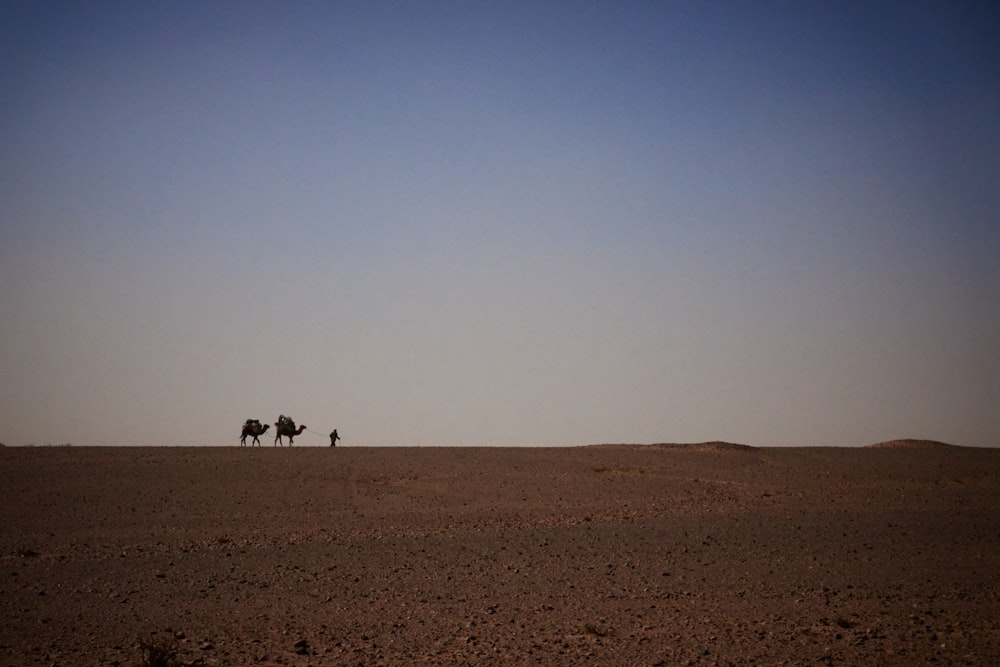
[329,429,340,447]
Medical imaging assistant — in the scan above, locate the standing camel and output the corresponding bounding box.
[240,420,269,447]
[274,418,306,446]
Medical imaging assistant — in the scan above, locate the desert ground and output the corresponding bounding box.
[2,441,999,666]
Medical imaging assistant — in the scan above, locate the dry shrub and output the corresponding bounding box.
[583,623,611,637]
[137,638,182,667]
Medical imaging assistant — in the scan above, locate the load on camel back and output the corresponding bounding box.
[274,414,306,446]
[240,418,269,446]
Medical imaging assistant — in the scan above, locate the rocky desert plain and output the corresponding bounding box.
[2,440,999,666]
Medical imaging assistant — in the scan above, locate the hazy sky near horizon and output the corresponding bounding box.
[2,1,998,446]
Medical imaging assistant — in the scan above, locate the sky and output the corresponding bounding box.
[2,1,998,447]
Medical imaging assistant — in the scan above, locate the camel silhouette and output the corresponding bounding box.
[240,421,270,447]
[274,420,307,446]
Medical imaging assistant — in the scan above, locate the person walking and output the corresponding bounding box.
[329,429,340,447]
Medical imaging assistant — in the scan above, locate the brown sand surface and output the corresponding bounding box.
[2,443,999,666]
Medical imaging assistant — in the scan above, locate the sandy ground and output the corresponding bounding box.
[2,442,999,666]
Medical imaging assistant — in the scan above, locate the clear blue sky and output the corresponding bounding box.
[2,1,998,446]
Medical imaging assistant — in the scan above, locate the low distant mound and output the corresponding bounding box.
[867,439,956,449]
[589,442,755,452]
[653,441,756,452]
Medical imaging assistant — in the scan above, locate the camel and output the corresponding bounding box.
[240,421,270,447]
[274,420,306,446]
